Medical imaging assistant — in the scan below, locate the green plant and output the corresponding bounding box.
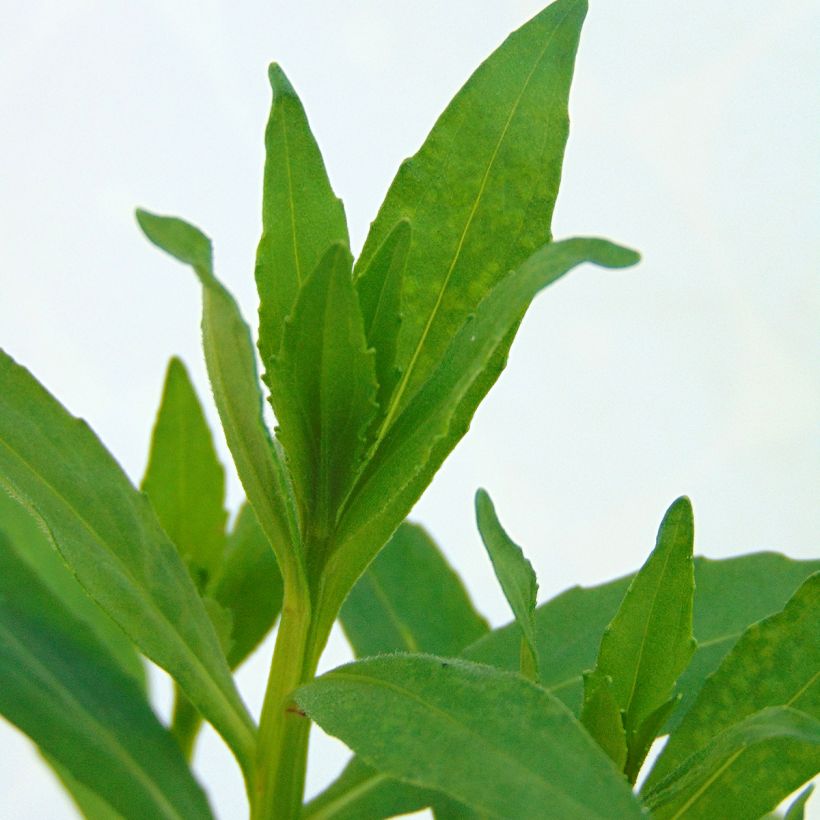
[0,0,817,817]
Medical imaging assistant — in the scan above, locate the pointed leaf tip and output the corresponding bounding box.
[267,62,296,97]
[136,208,213,279]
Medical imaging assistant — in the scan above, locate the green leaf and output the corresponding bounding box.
[581,670,627,770]
[0,349,255,777]
[48,757,125,820]
[646,571,820,789]
[643,707,820,819]
[256,63,350,370]
[591,496,695,779]
[463,552,819,721]
[785,784,815,819]
[296,655,643,819]
[136,209,303,592]
[327,238,639,621]
[142,356,227,590]
[267,243,378,542]
[211,502,283,670]
[354,219,411,419]
[355,0,587,422]
[475,489,540,679]
[341,521,488,657]
[0,488,145,691]
[0,531,214,820]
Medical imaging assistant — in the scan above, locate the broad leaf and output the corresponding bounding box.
[142,356,227,590]
[0,532,214,820]
[267,243,378,541]
[326,238,639,621]
[643,707,820,819]
[355,0,587,420]
[297,655,643,819]
[475,489,540,678]
[590,496,695,779]
[646,571,820,789]
[136,210,303,591]
[462,552,819,721]
[0,350,255,776]
[341,521,488,657]
[256,63,349,369]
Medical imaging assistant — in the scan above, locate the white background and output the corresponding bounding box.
[1,0,818,817]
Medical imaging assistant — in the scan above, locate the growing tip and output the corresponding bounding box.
[267,62,296,98]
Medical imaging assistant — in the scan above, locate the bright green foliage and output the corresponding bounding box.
[256,63,349,370]
[784,785,815,819]
[0,350,255,776]
[0,532,214,820]
[580,670,627,770]
[587,496,695,779]
[643,707,820,819]
[142,357,227,590]
[341,521,488,657]
[267,243,378,546]
[296,655,643,819]
[646,571,820,788]
[475,489,540,679]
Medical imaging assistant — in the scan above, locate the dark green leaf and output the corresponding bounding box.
[581,670,627,770]
[643,707,820,819]
[142,356,227,590]
[296,655,643,819]
[49,758,124,820]
[475,489,539,678]
[0,350,255,776]
[341,521,488,657]
[0,532,214,820]
[256,63,349,369]
[646,571,820,789]
[267,243,378,541]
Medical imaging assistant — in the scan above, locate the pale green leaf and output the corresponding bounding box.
[0,532,214,820]
[0,349,255,777]
[646,571,820,789]
[142,356,227,590]
[581,670,627,770]
[256,63,349,369]
[643,707,820,819]
[475,489,540,678]
[267,243,378,540]
[296,655,643,819]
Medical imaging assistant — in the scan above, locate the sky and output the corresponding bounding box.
[1,0,818,817]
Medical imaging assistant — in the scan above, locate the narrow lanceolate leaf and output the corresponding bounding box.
[784,784,815,819]
[643,707,820,820]
[211,503,283,670]
[0,350,255,776]
[341,521,488,657]
[475,489,540,679]
[646,571,820,789]
[355,0,587,423]
[136,210,303,591]
[0,532,214,820]
[296,655,643,820]
[354,219,411,418]
[581,670,627,770]
[327,238,639,621]
[142,357,227,590]
[462,552,820,721]
[591,496,695,779]
[256,63,349,369]
[0,489,144,690]
[268,243,378,541]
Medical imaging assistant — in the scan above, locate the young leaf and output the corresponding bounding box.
[341,521,488,657]
[354,219,411,418]
[136,209,304,592]
[0,531,214,820]
[581,670,627,770]
[784,784,815,819]
[142,357,227,590]
[0,350,255,777]
[475,489,540,679]
[327,238,639,622]
[256,63,350,369]
[267,243,378,542]
[296,655,643,819]
[646,571,820,789]
[591,496,695,779]
[462,552,819,720]
[643,707,820,819]
[356,0,587,420]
